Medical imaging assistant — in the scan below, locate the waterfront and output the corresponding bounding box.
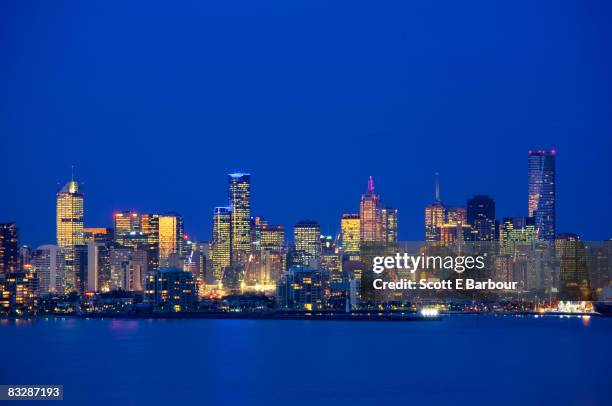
[1,315,610,406]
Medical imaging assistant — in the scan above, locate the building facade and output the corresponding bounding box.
[528,150,556,240]
[0,222,19,274]
[229,173,251,254]
[56,178,84,292]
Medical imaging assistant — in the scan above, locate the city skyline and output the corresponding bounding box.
[3,150,611,248]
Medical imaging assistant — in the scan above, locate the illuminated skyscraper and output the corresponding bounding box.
[141,213,160,271]
[446,206,467,225]
[425,173,445,241]
[56,177,84,292]
[0,222,19,274]
[467,195,497,241]
[259,224,285,252]
[528,150,556,240]
[113,211,141,238]
[381,207,398,243]
[556,233,590,300]
[499,217,537,254]
[341,214,360,255]
[158,213,184,265]
[229,173,251,254]
[294,220,321,267]
[212,207,232,282]
[360,176,382,242]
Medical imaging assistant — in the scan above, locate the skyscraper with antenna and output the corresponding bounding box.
[56,167,84,293]
[360,176,382,242]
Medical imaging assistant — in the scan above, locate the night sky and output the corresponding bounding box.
[2,1,611,247]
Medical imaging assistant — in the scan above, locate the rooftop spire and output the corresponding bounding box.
[368,176,374,193]
[434,172,440,202]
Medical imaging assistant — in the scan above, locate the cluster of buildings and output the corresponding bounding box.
[0,150,610,316]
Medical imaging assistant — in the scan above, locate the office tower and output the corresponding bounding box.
[20,245,32,270]
[158,213,184,266]
[229,173,251,254]
[556,234,590,300]
[0,272,38,315]
[276,267,325,310]
[320,235,342,282]
[113,211,141,239]
[0,222,19,274]
[85,241,110,292]
[467,195,497,241]
[381,207,398,243]
[141,213,159,238]
[446,206,467,225]
[74,244,88,294]
[261,250,285,286]
[528,150,556,240]
[31,245,66,295]
[141,213,160,270]
[294,220,321,267]
[212,207,232,282]
[259,224,285,252]
[184,241,207,283]
[83,227,113,243]
[251,216,268,248]
[110,246,147,291]
[425,174,445,241]
[56,176,84,292]
[586,242,611,293]
[341,214,361,255]
[499,217,537,254]
[144,267,197,312]
[360,176,382,242]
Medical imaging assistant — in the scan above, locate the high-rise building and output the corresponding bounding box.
[229,173,251,254]
[158,213,184,266]
[85,241,110,292]
[381,207,398,243]
[20,245,32,270]
[425,174,445,241]
[259,224,285,252]
[467,195,497,241]
[499,217,537,254]
[446,206,467,225]
[0,222,19,274]
[31,244,66,295]
[212,207,232,283]
[528,150,556,240]
[56,177,84,292]
[293,220,321,267]
[113,211,141,239]
[556,233,590,300]
[110,246,147,291]
[141,213,160,271]
[341,214,360,255]
[360,176,382,242]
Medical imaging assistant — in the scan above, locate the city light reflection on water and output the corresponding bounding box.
[0,315,609,405]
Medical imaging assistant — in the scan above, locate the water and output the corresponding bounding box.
[1,315,610,406]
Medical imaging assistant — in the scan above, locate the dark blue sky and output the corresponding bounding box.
[2,1,611,247]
